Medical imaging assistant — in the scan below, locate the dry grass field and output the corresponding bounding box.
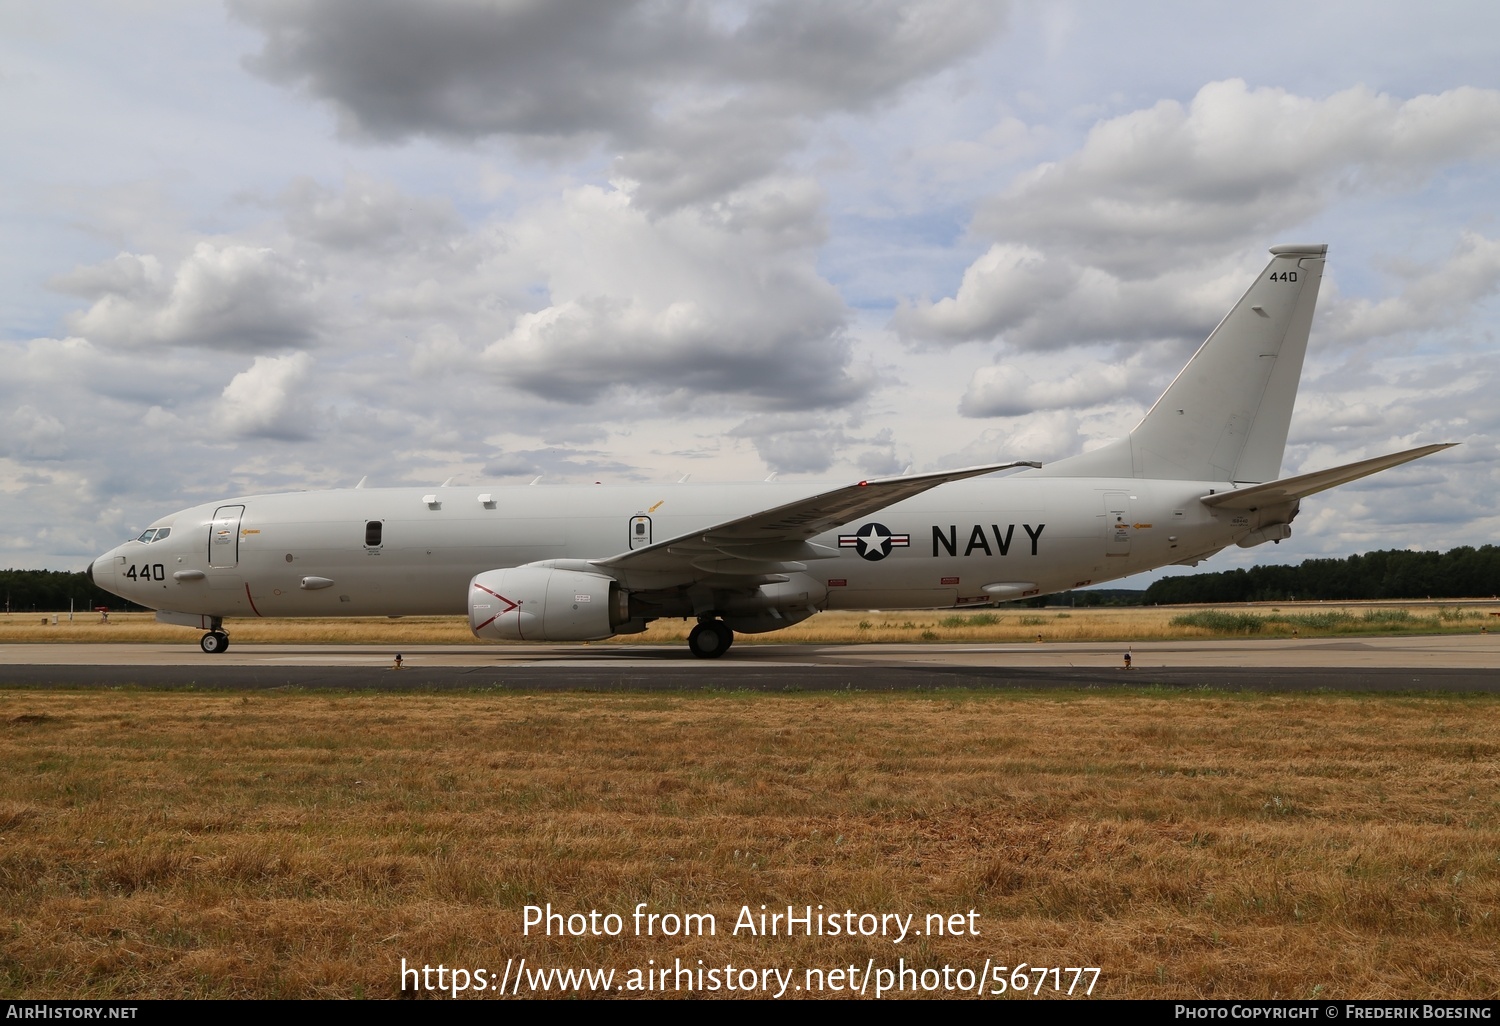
[4,600,1497,646]
[2,687,1497,999]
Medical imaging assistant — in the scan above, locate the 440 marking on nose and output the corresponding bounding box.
[124,563,166,581]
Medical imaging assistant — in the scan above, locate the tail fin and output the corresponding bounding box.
[1034,244,1326,483]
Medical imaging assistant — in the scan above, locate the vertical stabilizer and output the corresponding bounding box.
[1032,245,1325,482]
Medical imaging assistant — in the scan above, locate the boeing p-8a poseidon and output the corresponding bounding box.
[90,245,1453,657]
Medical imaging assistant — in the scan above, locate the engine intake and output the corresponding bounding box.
[468,566,625,641]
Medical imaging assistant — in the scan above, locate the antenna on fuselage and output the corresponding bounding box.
[354,476,367,489]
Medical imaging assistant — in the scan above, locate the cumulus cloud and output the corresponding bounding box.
[1288,347,1492,458]
[63,243,320,351]
[960,357,1146,418]
[975,81,1500,268]
[217,351,317,438]
[895,244,1247,350]
[232,0,1007,209]
[899,82,1500,356]
[892,244,1072,344]
[978,82,1500,264]
[726,412,860,475]
[280,174,462,250]
[233,0,708,141]
[5,335,213,408]
[0,406,69,461]
[481,451,543,478]
[49,252,164,299]
[492,294,865,409]
[720,415,908,476]
[934,413,1086,470]
[1322,232,1500,344]
[854,429,905,477]
[482,183,869,409]
[693,174,829,248]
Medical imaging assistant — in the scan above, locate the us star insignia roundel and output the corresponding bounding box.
[838,522,910,561]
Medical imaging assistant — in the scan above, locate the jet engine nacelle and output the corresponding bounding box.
[1236,523,1293,548]
[468,566,625,641]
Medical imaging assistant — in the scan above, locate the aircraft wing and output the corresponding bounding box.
[1200,443,1456,509]
[594,461,1039,577]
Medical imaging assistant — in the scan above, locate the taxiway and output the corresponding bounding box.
[1,635,1495,691]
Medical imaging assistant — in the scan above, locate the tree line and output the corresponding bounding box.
[0,569,143,614]
[1143,545,1500,605]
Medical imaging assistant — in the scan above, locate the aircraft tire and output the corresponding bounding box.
[200,631,230,654]
[711,620,733,655]
[688,620,733,659]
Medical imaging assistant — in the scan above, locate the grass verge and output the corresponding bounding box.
[1,688,1497,999]
[5,601,1498,646]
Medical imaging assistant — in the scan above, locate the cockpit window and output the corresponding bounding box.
[136,527,171,543]
[136,529,157,543]
[152,528,170,542]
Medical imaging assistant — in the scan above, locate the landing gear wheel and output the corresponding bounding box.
[687,620,734,659]
[200,631,230,654]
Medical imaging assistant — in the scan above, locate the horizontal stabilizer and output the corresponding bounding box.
[1200,444,1456,509]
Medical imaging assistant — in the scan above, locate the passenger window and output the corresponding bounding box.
[365,521,383,547]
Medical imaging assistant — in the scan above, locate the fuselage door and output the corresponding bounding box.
[629,516,652,550]
[209,505,245,568]
[1105,492,1131,558]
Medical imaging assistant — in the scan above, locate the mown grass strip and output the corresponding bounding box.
[1,688,1496,999]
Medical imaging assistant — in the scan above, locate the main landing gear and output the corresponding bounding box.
[200,630,230,654]
[687,618,734,659]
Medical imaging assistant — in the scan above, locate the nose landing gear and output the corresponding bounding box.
[200,630,230,654]
[687,618,734,659]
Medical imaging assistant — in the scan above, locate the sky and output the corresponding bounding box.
[2,0,1498,584]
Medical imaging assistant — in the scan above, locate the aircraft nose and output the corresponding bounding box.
[89,550,120,594]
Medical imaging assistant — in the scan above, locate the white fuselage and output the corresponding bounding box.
[89,476,1281,621]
